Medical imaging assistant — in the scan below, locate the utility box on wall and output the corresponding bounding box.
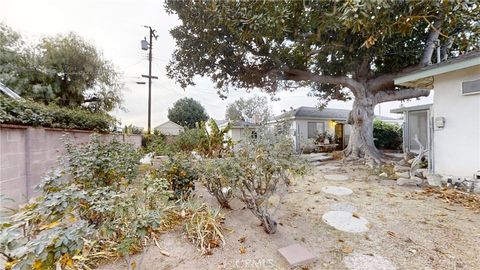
[435,117,445,128]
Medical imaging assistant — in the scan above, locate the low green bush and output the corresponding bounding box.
[158,154,197,200]
[175,128,203,152]
[373,119,403,150]
[0,96,116,132]
[0,135,176,270]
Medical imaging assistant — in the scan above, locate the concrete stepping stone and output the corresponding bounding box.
[329,202,357,212]
[278,244,317,267]
[324,174,350,181]
[344,252,396,270]
[321,186,353,196]
[322,211,369,233]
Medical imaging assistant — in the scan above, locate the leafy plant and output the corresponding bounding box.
[123,124,143,135]
[197,119,233,158]
[234,128,308,234]
[0,96,116,131]
[64,135,142,187]
[0,136,178,270]
[373,119,402,150]
[175,128,203,152]
[196,157,241,209]
[158,154,197,200]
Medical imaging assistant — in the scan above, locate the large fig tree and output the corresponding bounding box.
[165,1,479,163]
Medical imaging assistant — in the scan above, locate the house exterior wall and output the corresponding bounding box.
[432,65,480,178]
[0,125,142,208]
[155,121,184,136]
[291,118,350,152]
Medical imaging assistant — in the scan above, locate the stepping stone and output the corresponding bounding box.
[344,252,396,270]
[324,174,350,181]
[278,244,317,267]
[329,202,357,212]
[321,186,353,196]
[322,211,369,233]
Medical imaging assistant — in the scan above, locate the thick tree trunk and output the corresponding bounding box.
[344,96,384,164]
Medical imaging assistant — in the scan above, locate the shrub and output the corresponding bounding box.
[158,154,197,200]
[175,128,203,152]
[373,119,402,150]
[234,129,308,234]
[143,132,178,156]
[123,124,143,135]
[0,136,176,270]
[0,96,116,131]
[64,135,142,187]
[197,119,233,158]
[196,157,241,209]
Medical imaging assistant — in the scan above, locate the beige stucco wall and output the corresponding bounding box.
[432,65,480,178]
[0,125,142,207]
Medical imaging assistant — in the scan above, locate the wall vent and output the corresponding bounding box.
[462,79,480,95]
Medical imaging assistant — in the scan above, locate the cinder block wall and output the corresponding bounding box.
[0,125,142,208]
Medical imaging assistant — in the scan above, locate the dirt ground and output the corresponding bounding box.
[97,160,480,270]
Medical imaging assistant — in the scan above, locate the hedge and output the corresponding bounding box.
[0,96,116,132]
[373,119,402,150]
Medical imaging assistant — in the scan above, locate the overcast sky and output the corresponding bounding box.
[0,0,432,128]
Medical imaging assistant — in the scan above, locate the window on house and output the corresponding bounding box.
[307,122,325,138]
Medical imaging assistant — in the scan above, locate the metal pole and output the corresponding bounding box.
[148,27,153,134]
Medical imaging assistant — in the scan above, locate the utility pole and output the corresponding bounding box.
[141,26,158,134]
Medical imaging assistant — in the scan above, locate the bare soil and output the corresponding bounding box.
[97,160,480,270]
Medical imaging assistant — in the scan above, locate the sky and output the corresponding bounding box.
[0,0,433,128]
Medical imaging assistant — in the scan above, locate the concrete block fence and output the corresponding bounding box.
[0,124,142,208]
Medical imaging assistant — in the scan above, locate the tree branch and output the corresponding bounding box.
[374,88,430,103]
[419,12,444,66]
[281,68,363,91]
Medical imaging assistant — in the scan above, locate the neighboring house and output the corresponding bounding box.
[154,120,184,136]
[392,50,480,179]
[0,82,21,99]
[215,119,260,143]
[271,106,399,153]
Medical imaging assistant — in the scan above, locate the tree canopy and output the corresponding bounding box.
[0,24,123,112]
[165,0,479,162]
[167,97,209,128]
[166,1,478,98]
[225,95,271,123]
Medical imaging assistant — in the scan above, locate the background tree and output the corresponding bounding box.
[165,0,479,163]
[0,25,122,112]
[167,97,209,128]
[225,95,272,123]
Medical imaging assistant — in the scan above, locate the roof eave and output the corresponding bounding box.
[395,56,480,86]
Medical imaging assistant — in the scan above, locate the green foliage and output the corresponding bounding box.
[63,135,142,187]
[166,1,478,99]
[158,155,197,200]
[197,127,308,233]
[0,96,116,131]
[225,95,271,123]
[175,128,203,152]
[167,97,209,128]
[0,136,176,270]
[123,124,143,135]
[234,129,308,234]
[197,119,233,158]
[0,26,123,112]
[196,157,240,208]
[373,119,402,150]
